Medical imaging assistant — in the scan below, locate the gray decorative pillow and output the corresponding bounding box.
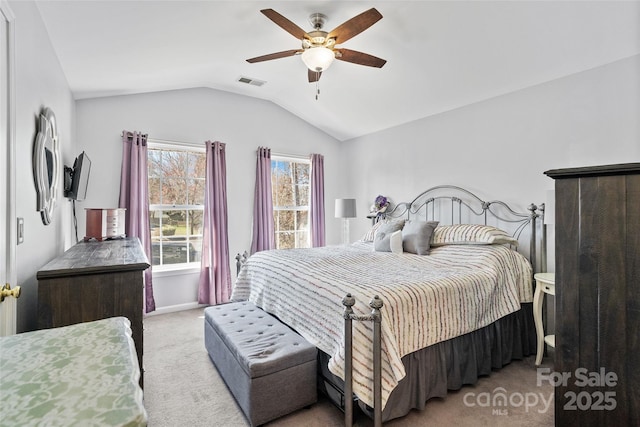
[402,220,439,255]
[373,221,405,252]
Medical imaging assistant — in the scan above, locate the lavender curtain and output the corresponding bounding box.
[250,147,275,254]
[198,141,231,305]
[309,153,326,247]
[119,130,155,313]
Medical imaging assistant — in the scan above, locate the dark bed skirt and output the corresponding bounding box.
[318,302,536,422]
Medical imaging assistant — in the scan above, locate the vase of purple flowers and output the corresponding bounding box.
[370,195,390,216]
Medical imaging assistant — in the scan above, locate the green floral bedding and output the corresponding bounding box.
[0,317,147,426]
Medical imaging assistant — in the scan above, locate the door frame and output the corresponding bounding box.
[1,0,17,335]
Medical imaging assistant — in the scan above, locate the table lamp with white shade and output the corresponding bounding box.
[335,198,357,244]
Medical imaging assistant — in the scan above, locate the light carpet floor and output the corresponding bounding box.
[143,308,555,427]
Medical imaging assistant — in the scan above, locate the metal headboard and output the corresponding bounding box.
[378,185,546,273]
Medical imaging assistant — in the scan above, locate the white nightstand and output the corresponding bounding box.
[533,272,555,366]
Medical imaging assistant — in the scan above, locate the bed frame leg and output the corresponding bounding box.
[343,294,384,427]
[343,294,355,427]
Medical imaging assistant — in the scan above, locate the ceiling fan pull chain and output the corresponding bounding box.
[315,71,320,100]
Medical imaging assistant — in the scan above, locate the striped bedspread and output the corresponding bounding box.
[232,241,533,410]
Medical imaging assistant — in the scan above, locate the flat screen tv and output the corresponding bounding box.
[64,151,91,201]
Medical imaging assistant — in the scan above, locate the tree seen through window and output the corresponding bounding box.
[148,146,205,266]
[271,158,310,249]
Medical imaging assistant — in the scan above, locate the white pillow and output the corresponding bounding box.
[390,230,403,254]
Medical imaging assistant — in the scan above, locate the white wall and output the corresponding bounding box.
[75,88,343,313]
[10,0,75,332]
[342,54,640,272]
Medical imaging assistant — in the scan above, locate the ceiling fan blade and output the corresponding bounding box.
[260,9,309,40]
[335,48,386,68]
[308,69,322,83]
[246,49,302,63]
[327,8,383,44]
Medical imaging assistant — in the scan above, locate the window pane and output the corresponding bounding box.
[296,211,308,231]
[277,232,295,249]
[189,152,206,176]
[161,237,189,265]
[162,178,187,205]
[273,160,289,177]
[296,231,309,248]
[162,224,177,238]
[149,210,203,267]
[189,237,202,263]
[188,178,205,205]
[151,238,161,265]
[163,210,186,237]
[294,162,309,185]
[148,149,162,177]
[150,211,162,237]
[270,161,281,188]
[163,151,188,178]
[272,161,291,206]
[187,210,203,236]
[278,210,295,232]
[275,176,293,207]
[149,177,161,204]
[296,185,308,206]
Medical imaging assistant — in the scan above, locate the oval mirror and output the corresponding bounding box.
[33,107,60,225]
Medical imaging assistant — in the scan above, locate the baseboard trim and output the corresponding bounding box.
[145,302,207,317]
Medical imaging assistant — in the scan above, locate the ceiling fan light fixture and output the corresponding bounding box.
[301,46,335,72]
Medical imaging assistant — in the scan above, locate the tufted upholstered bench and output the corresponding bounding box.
[204,301,317,426]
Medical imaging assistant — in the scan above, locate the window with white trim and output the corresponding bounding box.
[271,156,310,249]
[148,143,205,268]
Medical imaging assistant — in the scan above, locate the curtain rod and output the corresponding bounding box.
[271,151,310,161]
[147,137,203,148]
[122,131,148,139]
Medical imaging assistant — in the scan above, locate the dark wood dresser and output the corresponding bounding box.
[545,163,640,425]
[37,237,150,384]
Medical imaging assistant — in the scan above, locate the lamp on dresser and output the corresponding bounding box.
[335,198,357,245]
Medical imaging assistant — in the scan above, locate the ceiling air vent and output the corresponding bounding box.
[238,76,266,87]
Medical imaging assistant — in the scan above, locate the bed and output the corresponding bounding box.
[232,185,544,422]
[0,317,147,426]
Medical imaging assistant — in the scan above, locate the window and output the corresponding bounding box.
[271,156,310,249]
[148,144,205,268]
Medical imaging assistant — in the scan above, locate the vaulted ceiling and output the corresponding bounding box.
[36,1,640,141]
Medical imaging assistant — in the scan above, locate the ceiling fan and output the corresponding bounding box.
[246,8,387,83]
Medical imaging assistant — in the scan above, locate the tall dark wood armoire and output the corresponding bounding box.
[545,163,640,426]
